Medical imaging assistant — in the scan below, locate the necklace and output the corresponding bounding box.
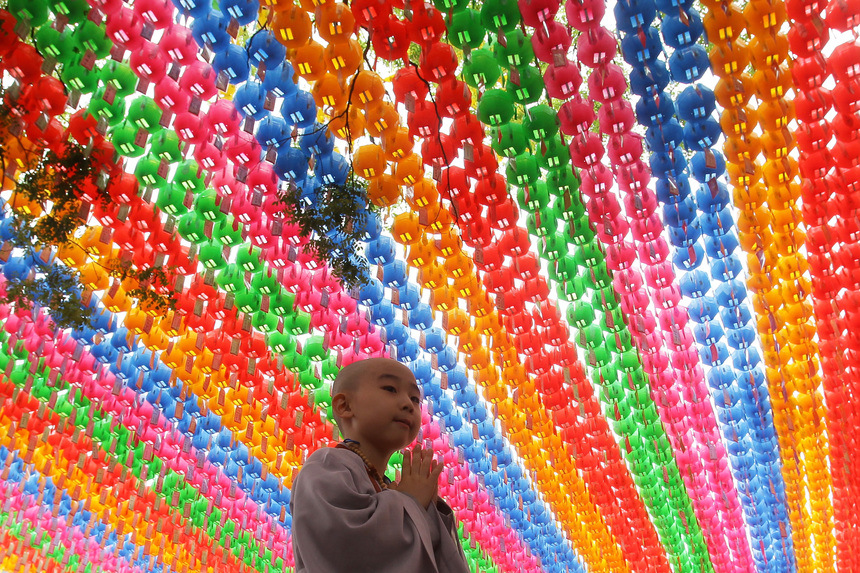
[340,440,388,490]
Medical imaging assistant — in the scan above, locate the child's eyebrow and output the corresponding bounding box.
[378,373,421,396]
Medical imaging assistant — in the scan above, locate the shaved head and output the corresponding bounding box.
[330,358,418,433]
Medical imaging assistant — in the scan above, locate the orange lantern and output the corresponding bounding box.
[312,73,348,111]
[293,41,327,81]
[323,38,363,75]
[364,101,399,137]
[351,70,385,110]
[272,6,312,49]
[353,144,386,178]
[381,126,413,161]
[394,153,424,186]
[316,3,356,43]
[406,237,434,268]
[390,211,421,244]
[407,178,438,209]
[366,174,401,207]
[327,105,366,140]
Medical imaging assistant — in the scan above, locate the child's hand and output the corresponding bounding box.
[392,446,443,509]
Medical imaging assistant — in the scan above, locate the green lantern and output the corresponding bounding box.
[492,30,534,67]
[127,96,164,132]
[109,120,146,158]
[507,153,539,188]
[214,216,243,247]
[432,0,469,12]
[61,56,100,93]
[526,206,555,237]
[51,0,89,22]
[446,10,484,50]
[269,291,295,317]
[283,351,309,373]
[524,104,560,141]
[198,240,228,270]
[490,122,527,158]
[574,243,603,269]
[134,155,168,189]
[480,0,520,32]
[237,245,263,272]
[518,179,549,209]
[8,0,49,26]
[462,49,500,89]
[506,66,544,105]
[285,312,310,335]
[252,310,279,333]
[88,86,128,125]
[538,137,571,170]
[251,269,279,295]
[101,60,138,98]
[268,330,296,355]
[177,211,207,243]
[150,130,182,161]
[234,289,262,314]
[569,214,595,245]
[34,26,74,60]
[320,356,338,380]
[476,89,514,126]
[303,335,328,362]
[216,264,244,293]
[557,274,588,302]
[568,301,594,329]
[156,182,190,216]
[551,192,585,221]
[539,231,566,260]
[194,188,221,221]
[173,160,205,192]
[550,253,578,282]
[591,263,611,289]
[547,167,580,195]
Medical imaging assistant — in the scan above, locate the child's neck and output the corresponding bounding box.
[343,438,392,478]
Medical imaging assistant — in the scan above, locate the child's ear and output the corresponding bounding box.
[332,393,353,420]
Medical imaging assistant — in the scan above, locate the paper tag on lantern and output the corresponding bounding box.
[463,142,474,161]
[227,17,240,37]
[139,21,155,40]
[80,49,97,70]
[216,72,229,91]
[41,56,58,75]
[497,28,507,47]
[134,128,149,148]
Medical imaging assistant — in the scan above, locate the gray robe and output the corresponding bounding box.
[290,447,470,573]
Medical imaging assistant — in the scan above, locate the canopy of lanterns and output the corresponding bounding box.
[0,0,858,571]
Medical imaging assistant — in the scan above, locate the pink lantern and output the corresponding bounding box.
[577,26,616,67]
[129,41,168,81]
[532,21,571,64]
[179,60,218,99]
[544,63,582,100]
[173,110,211,144]
[566,0,605,31]
[518,0,560,26]
[134,0,174,29]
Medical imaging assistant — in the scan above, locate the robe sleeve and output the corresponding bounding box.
[290,448,439,573]
[427,499,471,573]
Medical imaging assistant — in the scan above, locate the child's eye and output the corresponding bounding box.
[382,386,396,393]
[411,396,421,404]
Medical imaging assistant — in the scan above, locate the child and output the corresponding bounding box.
[290,357,469,572]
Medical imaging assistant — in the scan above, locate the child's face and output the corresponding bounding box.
[348,361,422,451]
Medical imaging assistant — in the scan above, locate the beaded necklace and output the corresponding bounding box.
[339,439,389,491]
